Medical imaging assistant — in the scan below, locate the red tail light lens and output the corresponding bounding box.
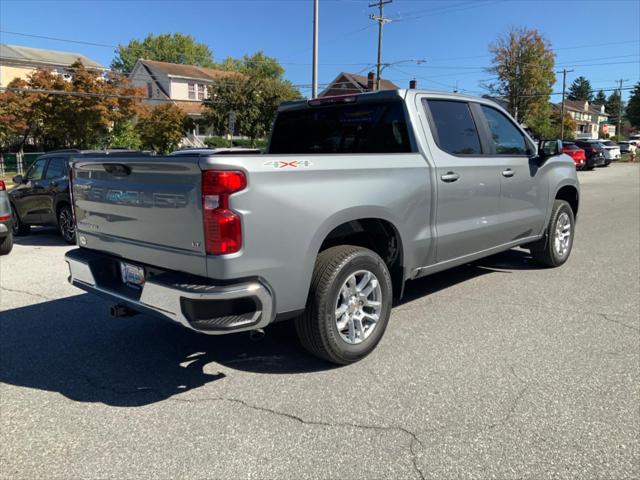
[202,170,246,255]
[0,180,5,191]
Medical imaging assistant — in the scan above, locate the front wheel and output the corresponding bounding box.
[11,205,30,236]
[0,233,13,255]
[295,245,393,365]
[57,204,76,244]
[530,200,575,267]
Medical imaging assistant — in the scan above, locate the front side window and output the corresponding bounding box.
[188,83,195,100]
[425,99,482,155]
[269,100,413,154]
[26,159,46,181]
[45,157,67,179]
[197,84,205,100]
[480,105,527,155]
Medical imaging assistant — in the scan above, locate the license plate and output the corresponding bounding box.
[120,262,145,288]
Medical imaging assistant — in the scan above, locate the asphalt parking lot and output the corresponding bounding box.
[1,163,638,479]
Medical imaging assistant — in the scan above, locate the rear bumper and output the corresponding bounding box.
[65,248,274,335]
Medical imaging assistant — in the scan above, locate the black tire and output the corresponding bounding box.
[530,200,575,268]
[295,245,393,365]
[0,233,13,255]
[11,205,30,236]
[57,204,76,244]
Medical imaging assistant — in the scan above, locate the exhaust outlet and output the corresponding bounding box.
[110,304,137,318]
[249,329,265,341]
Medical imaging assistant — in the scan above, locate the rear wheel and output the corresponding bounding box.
[0,233,13,255]
[11,205,30,236]
[57,204,75,244]
[530,200,575,267]
[295,245,393,365]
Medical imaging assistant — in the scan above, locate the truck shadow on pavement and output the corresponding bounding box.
[0,248,540,407]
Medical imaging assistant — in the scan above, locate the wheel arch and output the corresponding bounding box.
[308,209,407,301]
[555,184,579,218]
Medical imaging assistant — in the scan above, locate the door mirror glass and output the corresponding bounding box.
[539,139,562,158]
[12,175,24,184]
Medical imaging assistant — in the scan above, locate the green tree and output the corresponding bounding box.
[606,90,624,127]
[137,103,187,153]
[204,54,301,145]
[567,76,592,101]
[593,89,607,105]
[218,51,285,79]
[112,33,215,72]
[485,27,556,138]
[626,82,640,128]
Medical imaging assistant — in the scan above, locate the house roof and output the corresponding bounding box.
[0,43,103,69]
[558,99,608,117]
[319,72,398,96]
[140,59,238,82]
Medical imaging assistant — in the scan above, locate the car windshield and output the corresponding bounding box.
[564,144,578,150]
[602,141,615,146]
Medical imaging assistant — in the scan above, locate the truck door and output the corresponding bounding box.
[420,98,504,263]
[475,104,548,244]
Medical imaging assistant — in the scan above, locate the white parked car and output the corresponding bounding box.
[618,141,637,154]
[593,140,621,161]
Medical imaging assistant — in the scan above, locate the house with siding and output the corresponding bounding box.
[561,99,613,139]
[0,43,104,88]
[129,59,240,146]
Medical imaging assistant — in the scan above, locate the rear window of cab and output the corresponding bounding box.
[268,99,414,154]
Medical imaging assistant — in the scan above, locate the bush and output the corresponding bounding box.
[204,136,230,148]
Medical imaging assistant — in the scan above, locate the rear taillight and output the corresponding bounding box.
[202,170,246,255]
[0,180,5,190]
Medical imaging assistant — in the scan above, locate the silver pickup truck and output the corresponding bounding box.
[65,89,579,365]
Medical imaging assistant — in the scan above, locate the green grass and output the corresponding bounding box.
[620,153,637,163]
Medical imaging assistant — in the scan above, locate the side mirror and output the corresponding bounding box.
[538,139,562,158]
[12,175,24,184]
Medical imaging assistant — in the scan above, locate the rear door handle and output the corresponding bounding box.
[440,172,460,183]
[502,168,515,178]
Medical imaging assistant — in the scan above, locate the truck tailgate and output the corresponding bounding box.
[72,156,206,276]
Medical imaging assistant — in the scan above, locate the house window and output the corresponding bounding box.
[197,84,205,100]
[188,83,195,100]
[146,82,153,98]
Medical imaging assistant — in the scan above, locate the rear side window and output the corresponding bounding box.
[269,100,413,154]
[45,157,67,179]
[480,105,527,155]
[425,100,482,155]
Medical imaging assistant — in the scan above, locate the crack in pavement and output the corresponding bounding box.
[172,395,427,480]
[0,286,100,305]
[598,313,639,333]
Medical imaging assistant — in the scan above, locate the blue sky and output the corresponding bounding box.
[1,0,639,100]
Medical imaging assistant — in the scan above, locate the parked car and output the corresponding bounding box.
[170,147,262,156]
[574,140,607,169]
[65,90,579,365]
[618,141,637,154]
[562,142,587,170]
[10,149,147,244]
[599,140,621,162]
[0,180,13,255]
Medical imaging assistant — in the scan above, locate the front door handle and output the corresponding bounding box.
[441,171,460,183]
[502,168,515,178]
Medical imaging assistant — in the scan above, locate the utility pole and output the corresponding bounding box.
[558,68,574,140]
[615,78,628,139]
[369,0,392,91]
[312,0,319,98]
